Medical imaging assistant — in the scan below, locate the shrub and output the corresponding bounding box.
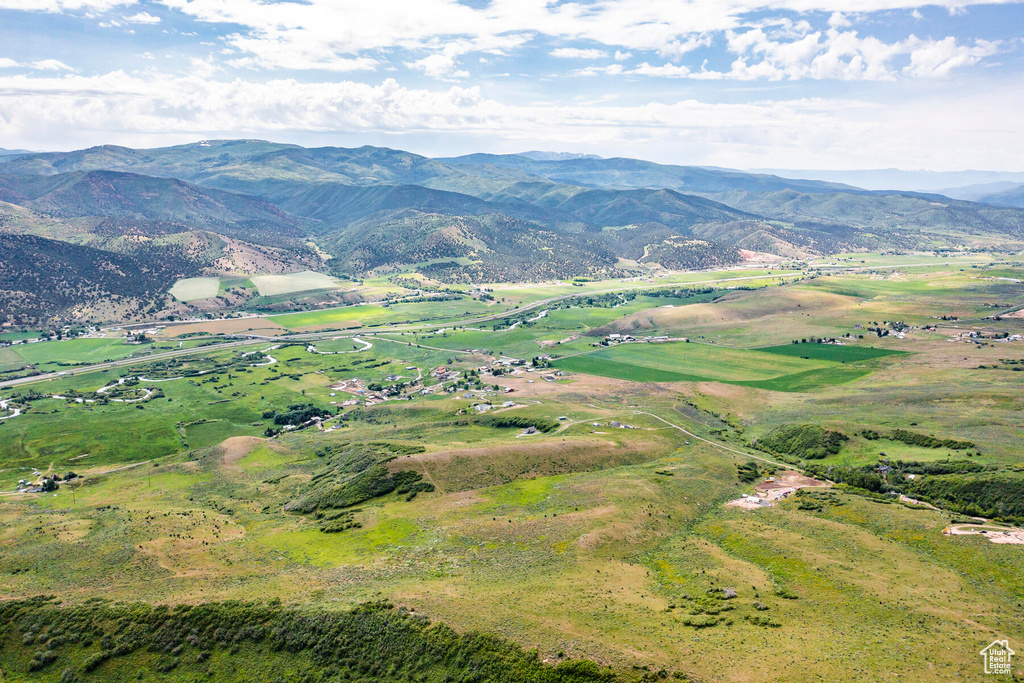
[754,424,847,460]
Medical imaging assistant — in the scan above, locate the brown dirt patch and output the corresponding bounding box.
[725,497,767,510]
[219,435,277,469]
[755,470,828,493]
[436,490,484,512]
[738,249,784,263]
[945,524,1024,545]
[290,321,364,333]
[160,318,286,337]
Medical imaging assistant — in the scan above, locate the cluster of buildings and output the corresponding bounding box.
[949,331,1023,344]
[431,366,461,381]
[15,476,60,494]
[593,421,637,429]
[594,333,672,347]
[472,400,520,413]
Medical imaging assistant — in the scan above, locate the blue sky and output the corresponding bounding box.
[0,0,1021,170]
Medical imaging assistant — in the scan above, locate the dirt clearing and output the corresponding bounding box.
[159,318,286,337]
[219,435,278,469]
[944,524,1024,545]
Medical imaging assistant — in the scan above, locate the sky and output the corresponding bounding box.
[0,0,1022,170]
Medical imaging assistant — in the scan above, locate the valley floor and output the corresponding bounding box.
[1,254,1023,682]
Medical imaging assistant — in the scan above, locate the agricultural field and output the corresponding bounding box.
[169,276,221,301]
[0,336,218,381]
[269,296,501,331]
[486,267,801,308]
[553,341,885,391]
[1,260,1024,681]
[269,304,396,330]
[757,343,904,362]
[249,270,344,296]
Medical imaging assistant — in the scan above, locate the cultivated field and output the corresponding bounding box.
[250,270,343,296]
[169,276,221,301]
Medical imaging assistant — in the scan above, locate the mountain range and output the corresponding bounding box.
[1,140,1023,325]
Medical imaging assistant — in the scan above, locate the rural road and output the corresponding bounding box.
[635,410,793,469]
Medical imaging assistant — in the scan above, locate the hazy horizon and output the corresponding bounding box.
[1,1,1023,171]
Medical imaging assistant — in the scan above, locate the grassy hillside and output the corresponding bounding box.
[2,263,1024,680]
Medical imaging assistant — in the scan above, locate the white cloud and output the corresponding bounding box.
[0,57,78,71]
[614,50,633,61]
[0,0,134,11]
[30,59,78,71]
[227,52,379,72]
[903,36,998,76]
[657,34,714,58]
[153,0,1018,75]
[125,11,160,24]
[1,69,1022,170]
[631,62,691,77]
[827,12,851,28]
[550,47,608,59]
[405,44,471,79]
[575,63,624,76]
[715,27,999,81]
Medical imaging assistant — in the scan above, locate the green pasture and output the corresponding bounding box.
[0,338,491,472]
[758,343,905,362]
[0,335,186,374]
[803,270,1023,321]
[0,346,333,469]
[487,268,799,306]
[552,341,875,391]
[270,304,393,329]
[590,265,1023,348]
[0,346,25,372]
[270,297,500,330]
[395,293,721,358]
[820,252,1004,268]
[0,337,214,378]
[0,331,39,342]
